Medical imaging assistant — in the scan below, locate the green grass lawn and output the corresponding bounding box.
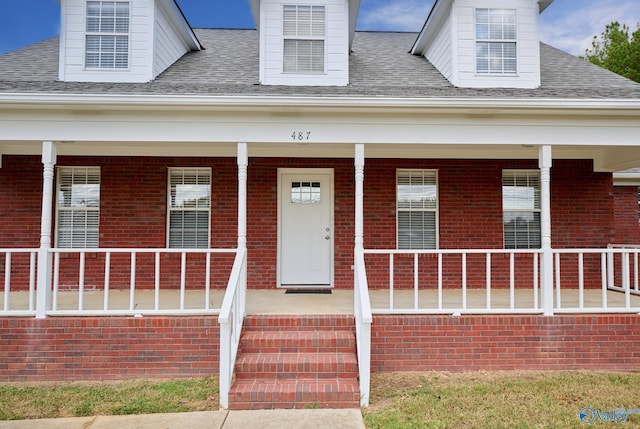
[0,377,218,420]
[363,371,640,429]
[2,372,640,428]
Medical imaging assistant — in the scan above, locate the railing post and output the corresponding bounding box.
[355,144,364,251]
[36,141,56,318]
[354,144,371,407]
[237,143,248,250]
[237,142,248,327]
[539,145,554,316]
[218,143,249,409]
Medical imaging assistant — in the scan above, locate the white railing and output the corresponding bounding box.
[554,247,640,313]
[607,244,640,296]
[364,249,544,314]
[0,249,37,316]
[218,247,247,410]
[363,248,640,315]
[354,248,372,407]
[47,248,236,316]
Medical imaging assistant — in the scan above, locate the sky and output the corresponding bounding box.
[0,0,639,57]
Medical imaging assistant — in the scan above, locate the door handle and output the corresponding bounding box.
[325,236,330,240]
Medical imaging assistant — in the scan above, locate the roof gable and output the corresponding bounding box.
[411,0,554,89]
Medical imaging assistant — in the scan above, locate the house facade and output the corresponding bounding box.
[1,0,640,409]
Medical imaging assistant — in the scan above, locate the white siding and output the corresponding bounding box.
[424,14,453,83]
[153,1,190,78]
[452,0,540,88]
[59,0,154,83]
[260,0,349,86]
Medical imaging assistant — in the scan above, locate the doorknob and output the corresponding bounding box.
[325,235,330,240]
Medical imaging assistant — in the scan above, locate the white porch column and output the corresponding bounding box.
[355,144,365,250]
[36,141,57,318]
[237,143,248,249]
[539,145,553,316]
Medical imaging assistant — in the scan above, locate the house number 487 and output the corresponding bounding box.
[291,131,311,141]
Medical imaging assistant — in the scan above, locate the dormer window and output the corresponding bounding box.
[283,5,326,74]
[85,1,130,69]
[475,8,516,75]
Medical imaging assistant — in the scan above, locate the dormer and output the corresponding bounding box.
[58,0,202,83]
[249,0,360,86]
[411,0,553,89]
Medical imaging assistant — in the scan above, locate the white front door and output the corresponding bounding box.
[278,168,333,288]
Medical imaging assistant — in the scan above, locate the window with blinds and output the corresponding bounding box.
[475,8,517,74]
[503,170,541,249]
[397,170,438,250]
[168,168,211,249]
[283,5,326,73]
[85,1,130,69]
[56,167,101,248]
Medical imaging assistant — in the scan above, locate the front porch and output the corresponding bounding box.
[2,139,640,408]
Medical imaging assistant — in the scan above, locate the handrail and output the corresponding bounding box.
[364,248,541,255]
[354,248,372,407]
[218,247,247,409]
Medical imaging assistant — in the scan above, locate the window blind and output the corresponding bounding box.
[57,167,101,248]
[397,170,438,250]
[168,168,211,249]
[85,1,130,69]
[503,170,541,249]
[283,5,325,73]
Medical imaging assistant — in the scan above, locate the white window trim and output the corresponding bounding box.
[475,8,518,76]
[84,0,131,70]
[282,4,327,75]
[502,169,541,249]
[167,167,212,249]
[55,166,101,249]
[396,169,439,250]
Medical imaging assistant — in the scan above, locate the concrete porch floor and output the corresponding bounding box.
[3,288,640,314]
[248,288,640,313]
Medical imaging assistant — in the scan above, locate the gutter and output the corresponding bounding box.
[0,93,640,114]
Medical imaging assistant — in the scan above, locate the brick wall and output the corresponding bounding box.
[364,158,614,250]
[371,314,640,372]
[0,156,42,248]
[0,156,621,290]
[0,317,219,381]
[613,186,640,244]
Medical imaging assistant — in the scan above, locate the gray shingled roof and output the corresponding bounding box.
[0,29,639,99]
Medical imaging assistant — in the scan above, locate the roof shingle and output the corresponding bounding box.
[0,29,639,99]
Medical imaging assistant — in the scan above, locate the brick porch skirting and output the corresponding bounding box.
[371,315,640,372]
[0,317,220,381]
[2,315,640,382]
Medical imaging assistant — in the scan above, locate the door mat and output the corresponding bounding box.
[285,289,332,294]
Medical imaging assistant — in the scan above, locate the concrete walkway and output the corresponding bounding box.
[0,409,367,429]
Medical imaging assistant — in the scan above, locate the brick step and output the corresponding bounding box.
[228,378,361,410]
[239,330,356,354]
[228,314,360,410]
[234,352,359,379]
[243,314,355,331]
